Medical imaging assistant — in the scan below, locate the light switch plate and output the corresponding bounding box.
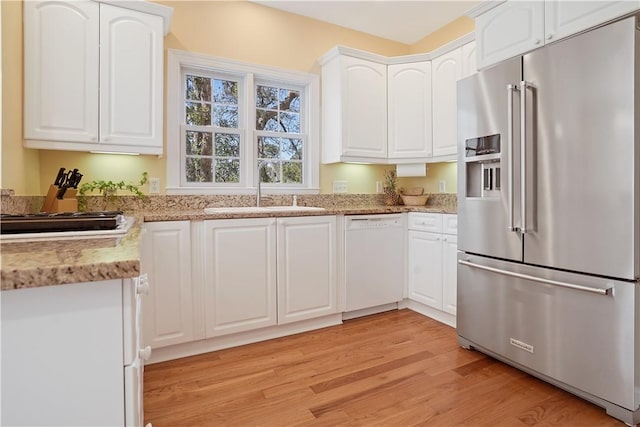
[438,180,446,192]
[333,180,347,193]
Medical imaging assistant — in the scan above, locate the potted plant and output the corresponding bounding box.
[382,169,399,206]
[78,172,148,211]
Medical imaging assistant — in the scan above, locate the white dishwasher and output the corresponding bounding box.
[344,214,405,315]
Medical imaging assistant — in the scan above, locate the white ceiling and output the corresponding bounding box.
[251,0,479,45]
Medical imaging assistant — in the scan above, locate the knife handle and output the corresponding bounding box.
[54,168,66,186]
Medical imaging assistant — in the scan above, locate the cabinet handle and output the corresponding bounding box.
[139,346,152,361]
[136,274,150,296]
[534,39,541,45]
[546,33,553,41]
[90,136,98,142]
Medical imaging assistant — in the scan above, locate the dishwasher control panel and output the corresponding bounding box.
[346,214,403,230]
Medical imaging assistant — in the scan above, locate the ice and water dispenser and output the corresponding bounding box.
[465,134,501,199]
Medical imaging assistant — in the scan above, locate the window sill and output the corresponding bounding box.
[165,187,320,195]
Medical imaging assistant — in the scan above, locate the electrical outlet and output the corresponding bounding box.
[438,180,446,193]
[149,177,161,194]
[333,180,348,194]
[376,181,383,193]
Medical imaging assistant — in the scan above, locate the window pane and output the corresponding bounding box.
[256,85,278,109]
[279,89,300,112]
[281,138,302,160]
[186,75,211,101]
[256,109,278,131]
[186,102,211,126]
[215,159,240,183]
[186,131,213,156]
[213,105,238,128]
[186,158,213,183]
[213,80,238,104]
[258,137,280,159]
[280,112,300,133]
[215,133,240,157]
[283,162,302,184]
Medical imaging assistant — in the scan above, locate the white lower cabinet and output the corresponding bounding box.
[141,221,198,348]
[141,216,339,353]
[407,213,458,319]
[277,216,338,324]
[203,218,278,337]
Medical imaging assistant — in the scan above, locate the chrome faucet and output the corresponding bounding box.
[257,161,276,207]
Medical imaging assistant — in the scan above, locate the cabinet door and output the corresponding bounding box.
[545,0,640,43]
[387,62,433,159]
[442,234,458,316]
[462,40,477,78]
[24,0,99,144]
[277,216,338,324]
[476,1,545,69]
[341,56,388,159]
[141,221,196,348]
[100,4,163,151]
[204,218,277,337]
[432,48,463,158]
[407,231,443,309]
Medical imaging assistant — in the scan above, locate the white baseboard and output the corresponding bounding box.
[146,313,343,364]
[400,299,456,328]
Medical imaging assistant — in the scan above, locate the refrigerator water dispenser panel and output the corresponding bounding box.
[465,134,502,199]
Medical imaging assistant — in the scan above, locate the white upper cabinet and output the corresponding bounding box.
[545,0,640,42]
[24,1,99,144]
[475,1,545,70]
[321,52,388,163]
[432,48,463,158]
[99,4,163,150]
[387,61,433,159]
[23,0,172,155]
[462,40,477,77]
[473,0,639,69]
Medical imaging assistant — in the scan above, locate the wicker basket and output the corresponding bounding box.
[402,187,424,196]
[400,194,429,206]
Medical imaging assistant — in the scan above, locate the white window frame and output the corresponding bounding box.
[166,49,320,194]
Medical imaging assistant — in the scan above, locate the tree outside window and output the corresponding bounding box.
[184,74,241,183]
[255,84,304,185]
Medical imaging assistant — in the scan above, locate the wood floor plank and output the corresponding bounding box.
[144,309,625,426]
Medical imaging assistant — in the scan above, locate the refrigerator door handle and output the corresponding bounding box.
[507,84,519,232]
[520,80,529,234]
[458,259,612,296]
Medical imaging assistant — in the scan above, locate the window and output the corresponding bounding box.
[166,50,319,194]
[255,83,303,184]
[183,74,242,185]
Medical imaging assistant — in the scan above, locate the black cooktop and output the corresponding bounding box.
[0,211,124,234]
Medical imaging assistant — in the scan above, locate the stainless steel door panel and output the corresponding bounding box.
[457,253,638,410]
[522,16,639,280]
[457,57,523,262]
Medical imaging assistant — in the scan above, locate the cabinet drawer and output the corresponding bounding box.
[408,213,442,232]
[443,214,457,235]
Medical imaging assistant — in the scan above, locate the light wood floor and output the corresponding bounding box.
[144,309,623,426]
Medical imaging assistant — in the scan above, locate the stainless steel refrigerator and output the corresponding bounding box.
[456,15,639,426]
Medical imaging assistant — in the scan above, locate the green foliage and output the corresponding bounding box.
[78,172,148,211]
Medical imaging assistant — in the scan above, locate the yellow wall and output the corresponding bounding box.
[2,0,473,196]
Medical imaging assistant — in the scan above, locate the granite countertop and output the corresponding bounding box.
[1,203,456,291]
[142,204,456,222]
[1,220,142,291]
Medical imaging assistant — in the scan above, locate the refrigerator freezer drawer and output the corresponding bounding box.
[457,253,639,411]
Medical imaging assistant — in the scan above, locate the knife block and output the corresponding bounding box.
[41,185,78,213]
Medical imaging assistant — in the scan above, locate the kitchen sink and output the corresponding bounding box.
[203,206,325,214]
